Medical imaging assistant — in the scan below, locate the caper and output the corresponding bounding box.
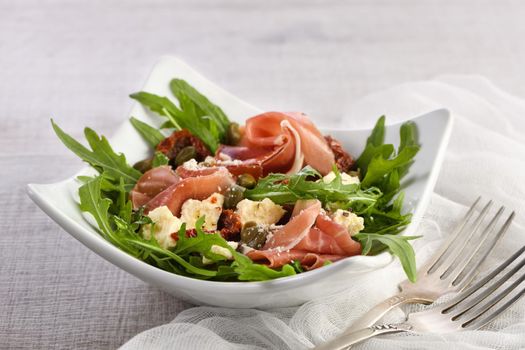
[226,122,241,145]
[223,185,245,209]
[133,157,153,173]
[174,146,197,166]
[237,173,256,189]
[240,222,268,249]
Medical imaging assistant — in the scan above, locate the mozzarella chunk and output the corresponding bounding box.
[180,193,224,230]
[143,206,183,249]
[322,171,360,185]
[331,209,364,235]
[235,198,286,226]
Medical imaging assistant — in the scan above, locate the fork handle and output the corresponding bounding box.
[346,292,427,330]
[314,323,413,350]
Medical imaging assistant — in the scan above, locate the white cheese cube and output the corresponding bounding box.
[331,209,364,235]
[180,193,224,231]
[143,206,183,249]
[235,198,286,226]
[322,171,360,185]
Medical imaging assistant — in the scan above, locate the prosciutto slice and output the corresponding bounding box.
[130,166,180,209]
[176,161,263,180]
[144,167,235,216]
[218,112,335,175]
[263,199,322,251]
[246,199,361,270]
[246,250,345,270]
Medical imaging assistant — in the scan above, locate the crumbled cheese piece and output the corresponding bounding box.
[210,244,233,259]
[182,159,202,170]
[143,206,183,249]
[202,242,237,265]
[203,156,217,166]
[331,209,364,235]
[217,159,244,166]
[235,198,286,225]
[239,244,254,255]
[226,241,239,250]
[180,193,224,230]
[322,171,360,185]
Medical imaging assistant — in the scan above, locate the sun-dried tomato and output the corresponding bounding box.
[156,129,211,165]
[324,135,355,172]
[217,209,242,241]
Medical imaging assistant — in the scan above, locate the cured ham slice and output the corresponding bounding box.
[263,199,322,251]
[218,112,335,175]
[176,161,263,180]
[246,199,361,269]
[293,228,348,256]
[145,167,235,216]
[246,250,345,270]
[130,166,180,209]
[301,253,345,270]
[314,214,361,255]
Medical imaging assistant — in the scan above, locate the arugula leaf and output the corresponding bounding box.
[397,121,419,178]
[356,116,387,175]
[129,117,165,147]
[127,238,219,277]
[131,91,220,152]
[152,152,169,167]
[350,117,421,282]
[170,79,229,135]
[245,166,380,210]
[174,218,227,256]
[129,92,181,124]
[356,118,420,190]
[130,79,231,153]
[361,145,419,188]
[78,176,113,239]
[355,233,420,282]
[52,120,141,189]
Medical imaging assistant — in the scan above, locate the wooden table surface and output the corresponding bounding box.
[2,0,525,348]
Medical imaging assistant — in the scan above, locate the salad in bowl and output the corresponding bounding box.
[51,77,420,283]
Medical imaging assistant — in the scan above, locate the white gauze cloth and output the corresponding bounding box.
[120,75,525,350]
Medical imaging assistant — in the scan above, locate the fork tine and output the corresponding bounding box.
[460,272,525,329]
[428,200,493,277]
[440,205,505,281]
[441,245,525,314]
[451,211,515,288]
[463,284,525,330]
[422,197,481,275]
[445,247,525,318]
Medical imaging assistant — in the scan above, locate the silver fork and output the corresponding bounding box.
[315,198,515,350]
[316,244,525,349]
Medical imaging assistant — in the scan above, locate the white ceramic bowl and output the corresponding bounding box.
[27,57,452,308]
